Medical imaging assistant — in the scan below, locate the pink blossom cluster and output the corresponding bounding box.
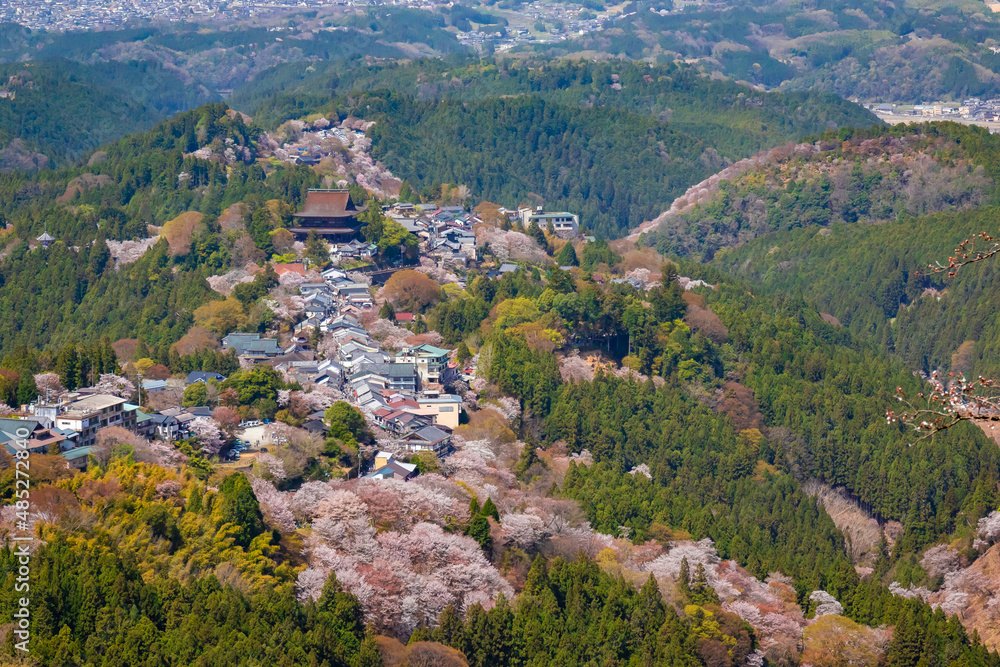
[255,453,287,480]
[286,446,533,636]
[559,352,594,383]
[106,238,158,267]
[206,267,257,295]
[92,373,137,399]
[629,463,652,480]
[251,477,296,532]
[483,396,521,425]
[475,227,548,264]
[979,510,1000,542]
[189,417,225,455]
[34,373,66,399]
[266,296,306,321]
[920,544,961,578]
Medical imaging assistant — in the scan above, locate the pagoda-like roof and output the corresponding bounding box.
[293,189,368,219]
[37,232,54,242]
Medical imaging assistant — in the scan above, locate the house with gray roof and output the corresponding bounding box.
[350,363,418,392]
[399,425,452,454]
[222,333,283,359]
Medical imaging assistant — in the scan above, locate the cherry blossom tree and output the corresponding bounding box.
[277,389,291,407]
[250,477,295,532]
[95,426,181,466]
[92,373,136,399]
[485,396,521,425]
[291,481,336,522]
[475,227,547,264]
[978,510,1000,542]
[888,370,1000,440]
[189,417,225,455]
[809,590,844,617]
[920,544,961,579]
[254,453,287,480]
[34,373,65,400]
[889,581,931,601]
[629,463,652,480]
[106,238,158,267]
[155,480,183,499]
[499,512,547,550]
[559,352,594,383]
[212,406,241,433]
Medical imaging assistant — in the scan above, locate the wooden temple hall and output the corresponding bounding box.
[289,189,368,239]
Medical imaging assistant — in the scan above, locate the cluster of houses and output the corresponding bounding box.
[0,370,240,469]
[0,198,579,474]
[0,390,138,469]
[381,201,579,269]
[222,263,466,462]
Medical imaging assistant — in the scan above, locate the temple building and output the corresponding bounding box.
[290,189,368,240]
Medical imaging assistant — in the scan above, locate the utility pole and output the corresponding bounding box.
[135,368,142,408]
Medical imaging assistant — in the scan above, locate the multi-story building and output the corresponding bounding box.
[517,206,579,235]
[394,344,452,386]
[32,394,134,449]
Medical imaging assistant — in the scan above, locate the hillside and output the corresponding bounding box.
[525,0,1000,103]
[0,12,466,94]
[622,122,1000,385]
[637,122,999,259]
[235,59,878,238]
[0,61,167,166]
[0,37,999,663]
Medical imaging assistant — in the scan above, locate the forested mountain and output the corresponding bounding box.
[0,61,173,166]
[236,59,878,238]
[0,11,466,164]
[0,102,322,356]
[632,121,1000,388]
[527,0,1000,103]
[0,11,466,92]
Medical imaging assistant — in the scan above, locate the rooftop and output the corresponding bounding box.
[293,189,368,220]
[63,394,127,414]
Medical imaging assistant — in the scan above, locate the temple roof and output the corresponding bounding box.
[293,189,368,219]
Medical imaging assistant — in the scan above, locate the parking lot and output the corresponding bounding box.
[239,425,268,447]
[220,425,270,465]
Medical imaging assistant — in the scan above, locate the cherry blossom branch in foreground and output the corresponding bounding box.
[924,232,1000,277]
[887,371,1000,442]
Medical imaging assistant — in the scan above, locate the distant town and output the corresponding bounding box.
[865,98,1000,131]
[0,0,617,48]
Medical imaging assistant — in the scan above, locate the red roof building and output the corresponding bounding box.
[273,263,307,277]
[290,189,368,239]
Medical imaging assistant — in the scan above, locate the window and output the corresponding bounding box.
[439,406,454,412]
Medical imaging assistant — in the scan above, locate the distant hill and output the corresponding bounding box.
[630,121,1000,386]
[523,0,1000,103]
[0,12,467,94]
[0,61,166,166]
[234,58,879,238]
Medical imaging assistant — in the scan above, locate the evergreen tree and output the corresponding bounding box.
[678,557,691,596]
[481,497,500,522]
[527,221,546,248]
[216,473,265,547]
[555,242,578,266]
[305,230,329,268]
